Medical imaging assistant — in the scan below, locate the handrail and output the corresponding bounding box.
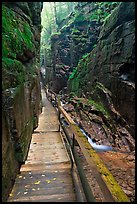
[43,86,129,202]
[44,87,95,201]
[57,105,130,202]
[58,106,75,125]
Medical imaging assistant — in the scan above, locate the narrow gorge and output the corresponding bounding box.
[2,2,135,202]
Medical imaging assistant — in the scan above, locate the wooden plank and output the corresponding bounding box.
[20,162,71,172]
[58,106,75,125]
[8,193,76,202]
[8,89,76,202]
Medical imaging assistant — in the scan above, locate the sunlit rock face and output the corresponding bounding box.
[2,2,43,201]
[68,2,135,138]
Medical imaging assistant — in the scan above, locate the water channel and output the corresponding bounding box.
[61,118,113,152]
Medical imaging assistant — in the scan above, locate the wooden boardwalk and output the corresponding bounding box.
[8,88,77,202]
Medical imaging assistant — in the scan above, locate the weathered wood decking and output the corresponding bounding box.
[8,89,76,202]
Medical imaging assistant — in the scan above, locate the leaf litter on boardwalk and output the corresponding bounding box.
[34,181,41,185]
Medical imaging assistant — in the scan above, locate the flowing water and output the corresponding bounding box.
[61,118,113,152]
[79,128,113,152]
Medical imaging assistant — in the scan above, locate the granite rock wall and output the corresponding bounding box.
[2,2,43,201]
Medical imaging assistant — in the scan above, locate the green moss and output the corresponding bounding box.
[68,52,90,95]
[88,99,110,118]
[89,13,99,21]
[3,58,24,72]
[71,28,80,34]
[92,44,97,48]
[2,5,36,89]
[2,5,34,59]
[68,67,77,80]
[74,13,86,22]
[82,53,90,59]
[73,124,129,202]
[71,78,80,94]
[2,58,25,90]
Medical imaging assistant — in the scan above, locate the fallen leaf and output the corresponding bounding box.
[34,181,41,185]
[19,176,22,178]
[45,180,51,183]
[32,188,36,191]
[52,178,56,180]
[9,193,13,197]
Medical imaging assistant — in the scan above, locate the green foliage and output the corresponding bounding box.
[82,53,90,59]
[69,92,76,99]
[93,44,97,48]
[89,13,99,21]
[71,27,80,34]
[89,2,119,23]
[68,67,77,80]
[68,52,90,96]
[70,77,80,96]
[41,2,75,47]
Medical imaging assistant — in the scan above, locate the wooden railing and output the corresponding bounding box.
[44,86,130,202]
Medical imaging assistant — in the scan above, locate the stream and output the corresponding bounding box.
[61,118,113,152]
[79,127,113,152]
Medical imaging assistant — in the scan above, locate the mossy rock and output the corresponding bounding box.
[99,2,135,40]
[2,5,34,59]
[2,58,25,90]
[88,98,110,119]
